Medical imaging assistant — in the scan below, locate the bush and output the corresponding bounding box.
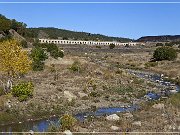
[30,46,48,62]
[60,114,76,131]
[30,46,48,71]
[69,61,81,72]
[0,87,4,96]
[89,91,100,97]
[145,62,158,68]
[50,50,64,59]
[21,40,28,48]
[96,46,101,49]
[165,42,174,47]
[12,82,34,101]
[109,43,115,49]
[156,43,163,47]
[18,95,29,102]
[169,93,180,108]
[153,46,177,61]
[32,60,45,71]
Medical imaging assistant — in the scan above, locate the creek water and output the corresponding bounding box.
[0,70,179,132]
[1,106,138,132]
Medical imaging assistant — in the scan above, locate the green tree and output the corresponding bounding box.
[153,46,177,61]
[0,14,11,33]
[30,46,48,71]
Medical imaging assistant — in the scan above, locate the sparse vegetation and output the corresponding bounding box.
[169,93,180,108]
[145,61,158,68]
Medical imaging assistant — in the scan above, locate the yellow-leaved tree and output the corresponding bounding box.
[0,39,32,92]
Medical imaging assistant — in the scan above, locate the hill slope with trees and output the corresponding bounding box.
[26,27,132,42]
[0,14,132,42]
[137,35,180,42]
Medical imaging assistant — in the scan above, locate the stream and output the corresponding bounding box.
[0,70,180,132]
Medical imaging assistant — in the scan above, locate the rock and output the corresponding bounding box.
[75,126,89,132]
[106,114,120,121]
[123,113,133,118]
[110,126,119,131]
[168,125,176,130]
[170,90,178,94]
[129,80,133,83]
[0,34,5,39]
[64,91,77,102]
[94,69,103,76]
[178,126,180,131]
[78,92,88,98]
[152,103,164,109]
[132,121,141,126]
[9,29,25,41]
[28,130,34,135]
[63,130,72,135]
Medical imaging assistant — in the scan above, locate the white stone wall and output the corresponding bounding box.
[39,38,137,46]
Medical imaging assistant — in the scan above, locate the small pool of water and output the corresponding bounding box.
[0,106,138,132]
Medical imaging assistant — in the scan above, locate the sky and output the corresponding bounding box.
[0,0,180,39]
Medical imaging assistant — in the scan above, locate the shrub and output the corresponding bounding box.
[50,50,64,59]
[18,95,29,102]
[12,82,34,101]
[21,40,28,48]
[153,46,177,61]
[69,61,81,72]
[60,114,76,131]
[109,43,115,49]
[30,46,48,71]
[145,62,158,68]
[32,60,45,71]
[165,42,174,47]
[89,91,100,97]
[156,43,163,47]
[169,93,180,108]
[30,46,48,62]
[0,87,4,96]
[96,46,101,49]
[111,86,133,95]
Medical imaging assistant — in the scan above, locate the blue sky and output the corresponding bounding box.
[0,1,180,39]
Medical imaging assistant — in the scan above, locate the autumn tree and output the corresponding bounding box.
[0,39,32,92]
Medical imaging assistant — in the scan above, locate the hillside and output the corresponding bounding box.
[26,27,132,42]
[0,14,132,42]
[137,35,180,42]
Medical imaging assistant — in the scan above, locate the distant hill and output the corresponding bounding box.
[26,27,132,42]
[0,14,132,42]
[137,35,180,42]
